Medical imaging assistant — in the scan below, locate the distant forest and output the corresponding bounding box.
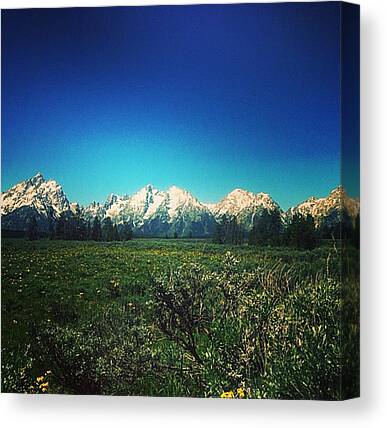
[6,209,361,251]
[213,211,359,249]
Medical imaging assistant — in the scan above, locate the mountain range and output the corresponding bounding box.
[1,173,360,237]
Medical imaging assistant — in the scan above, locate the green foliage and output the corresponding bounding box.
[213,216,243,245]
[1,346,35,393]
[112,224,120,241]
[149,251,357,399]
[26,216,38,240]
[102,217,114,241]
[1,238,359,399]
[249,209,282,246]
[55,212,66,239]
[55,212,88,240]
[91,217,102,241]
[120,221,133,241]
[37,307,155,395]
[284,213,317,249]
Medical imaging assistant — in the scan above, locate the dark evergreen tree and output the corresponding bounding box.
[91,217,102,241]
[213,215,244,245]
[102,217,114,241]
[55,212,67,240]
[213,216,227,244]
[120,221,133,241]
[72,214,87,241]
[78,218,88,241]
[269,210,283,245]
[318,210,357,246]
[48,219,56,240]
[63,214,76,240]
[228,217,244,245]
[112,223,120,241]
[26,216,38,240]
[284,213,317,250]
[86,221,92,240]
[249,210,282,246]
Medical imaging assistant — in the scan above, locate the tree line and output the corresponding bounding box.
[26,213,133,242]
[213,210,360,250]
[24,209,359,249]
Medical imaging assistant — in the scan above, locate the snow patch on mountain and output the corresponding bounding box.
[287,185,360,225]
[210,188,282,229]
[2,173,360,235]
[1,172,71,218]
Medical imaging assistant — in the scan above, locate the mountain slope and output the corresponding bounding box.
[83,184,215,237]
[210,188,282,230]
[1,173,73,231]
[287,185,360,226]
[2,173,360,237]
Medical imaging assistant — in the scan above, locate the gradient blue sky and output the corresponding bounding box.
[1,3,357,209]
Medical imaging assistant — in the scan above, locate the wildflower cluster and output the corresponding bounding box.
[107,278,122,297]
[220,387,245,399]
[29,371,51,394]
[2,238,359,399]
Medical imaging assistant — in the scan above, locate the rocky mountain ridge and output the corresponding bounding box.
[1,173,360,236]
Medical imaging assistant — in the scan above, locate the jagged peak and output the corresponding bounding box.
[28,172,45,185]
[296,195,318,206]
[33,171,44,179]
[168,184,181,191]
[329,185,346,198]
[105,193,119,204]
[256,191,274,200]
[167,185,191,196]
[3,174,358,226]
[222,188,277,205]
[135,183,157,194]
[227,188,253,197]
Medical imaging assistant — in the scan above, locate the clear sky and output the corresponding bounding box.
[1,3,357,209]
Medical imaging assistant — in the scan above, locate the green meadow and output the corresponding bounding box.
[1,238,359,399]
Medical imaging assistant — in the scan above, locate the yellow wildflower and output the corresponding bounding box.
[220,390,234,398]
[36,376,44,383]
[237,387,245,398]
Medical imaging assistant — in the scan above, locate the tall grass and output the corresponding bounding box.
[1,239,359,398]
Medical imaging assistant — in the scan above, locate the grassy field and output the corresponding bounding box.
[1,238,359,399]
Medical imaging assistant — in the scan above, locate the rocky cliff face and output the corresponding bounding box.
[83,184,216,237]
[208,188,282,230]
[1,173,74,231]
[286,185,360,227]
[2,173,359,236]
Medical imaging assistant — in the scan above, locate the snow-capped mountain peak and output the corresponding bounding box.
[1,172,74,231]
[81,183,215,236]
[165,185,208,220]
[2,173,71,216]
[208,188,281,230]
[288,185,360,226]
[2,173,359,237]
[29,172,44,185]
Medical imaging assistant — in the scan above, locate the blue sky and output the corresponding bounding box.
[1,3,357,209]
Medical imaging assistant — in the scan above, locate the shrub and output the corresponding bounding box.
[150,250,355,399]
[150,252,299,396]
[1,346,35,393]
[38,306,155,395]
